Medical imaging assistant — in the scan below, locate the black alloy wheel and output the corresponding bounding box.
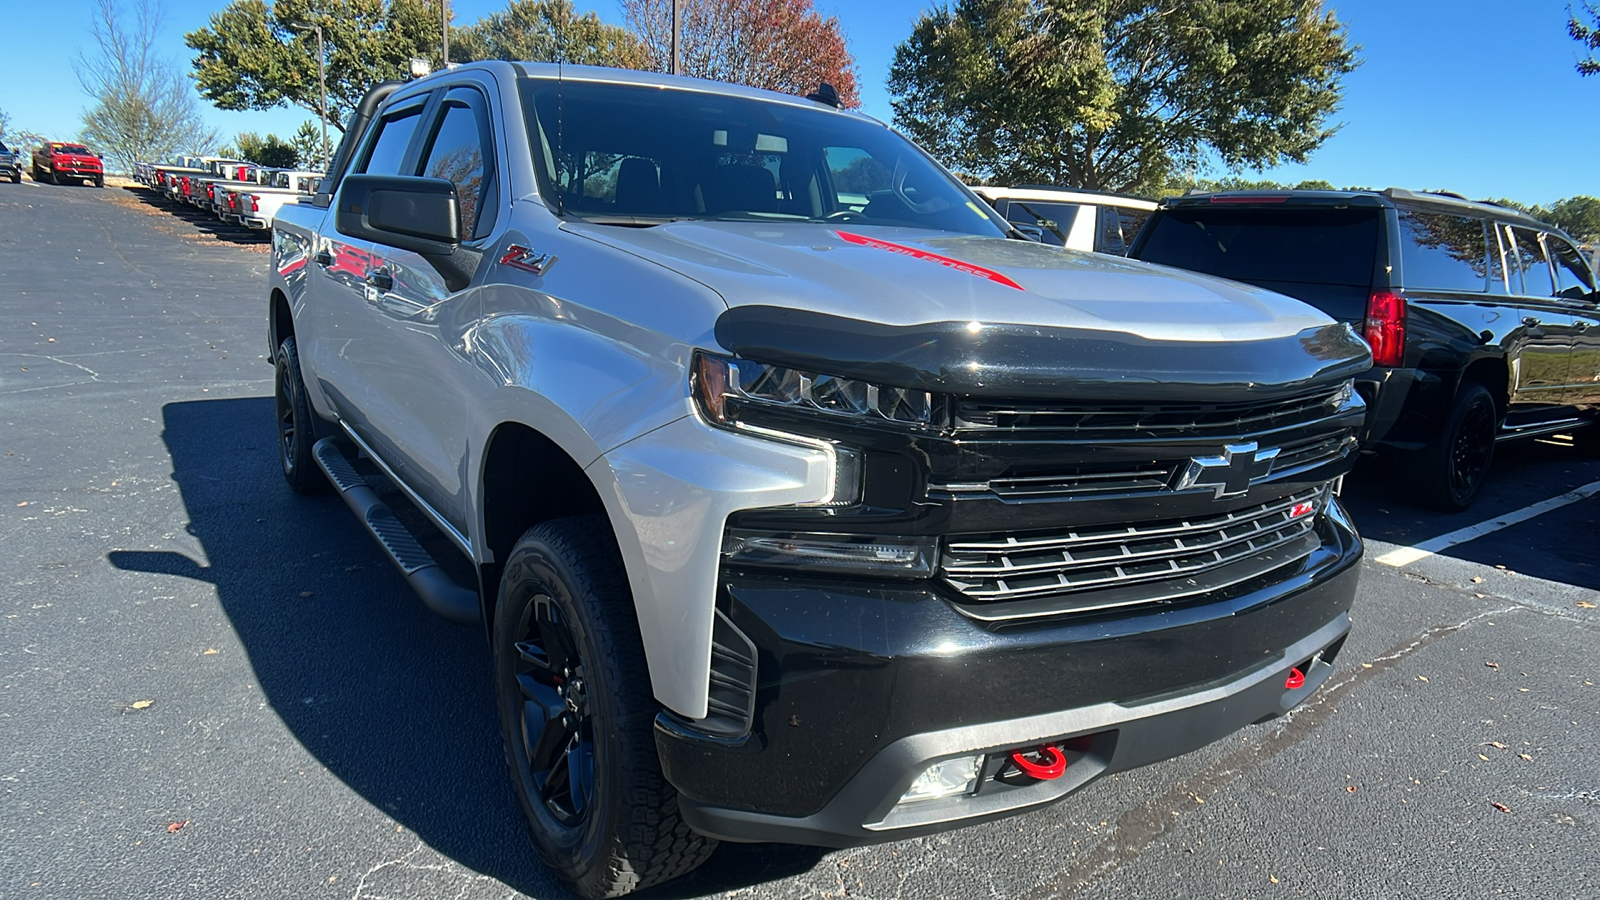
[1412,382,1497,512]
[510,593,597,827]
[494,518,715,899]
[274,336,326,494]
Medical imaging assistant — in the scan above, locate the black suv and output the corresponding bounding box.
[1130,188,1600,511]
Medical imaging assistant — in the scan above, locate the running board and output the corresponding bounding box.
[1496,418,1584,443]
[312,437,480,625]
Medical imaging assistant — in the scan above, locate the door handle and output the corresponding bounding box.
[367,271,394,291]
[1522,316,1541,327]
[314,250,333,267]
[1576,320,1590,332]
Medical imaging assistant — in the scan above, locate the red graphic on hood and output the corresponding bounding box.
[834,230,1024,291]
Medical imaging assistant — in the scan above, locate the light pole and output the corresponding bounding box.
[289,21,330,172]
[441,0,449,65]
[671,0,680,75]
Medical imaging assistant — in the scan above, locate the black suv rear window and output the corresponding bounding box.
[1136,207,1380,287]
[1396,209,1490,293]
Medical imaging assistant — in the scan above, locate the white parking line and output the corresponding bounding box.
[1373,479,1600,567]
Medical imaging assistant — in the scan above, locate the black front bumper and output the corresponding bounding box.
[658,502,1362,846]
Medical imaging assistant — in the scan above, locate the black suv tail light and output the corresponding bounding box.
[1364,290,1406,367]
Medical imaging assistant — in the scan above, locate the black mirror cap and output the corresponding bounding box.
[335,174,461,256]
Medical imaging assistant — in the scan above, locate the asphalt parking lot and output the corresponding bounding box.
[3,181,1597,899]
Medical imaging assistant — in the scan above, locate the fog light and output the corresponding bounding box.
[899,755,983,804]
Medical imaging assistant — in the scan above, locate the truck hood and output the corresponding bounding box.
[566,221,1371,400]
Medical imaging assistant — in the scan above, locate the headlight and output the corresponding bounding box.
[693,351,934,429]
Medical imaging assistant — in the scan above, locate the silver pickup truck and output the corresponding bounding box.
[268,62,1371,898]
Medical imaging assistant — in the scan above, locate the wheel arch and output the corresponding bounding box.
[1459,355,1510,421]
[475,421,609,638]
[269,287,293,358]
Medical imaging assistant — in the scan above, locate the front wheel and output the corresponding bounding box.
[494,518,715,899]
[93,176,104,188]
[1409,382,1498,512]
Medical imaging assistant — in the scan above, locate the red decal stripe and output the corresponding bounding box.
[834,231,1024,291]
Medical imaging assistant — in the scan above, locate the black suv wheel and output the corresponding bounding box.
[1410,382,1497,512]
[494,517,715,899]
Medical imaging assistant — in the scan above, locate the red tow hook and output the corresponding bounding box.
[1009,745,1068,780]
[1285,667,1306,690]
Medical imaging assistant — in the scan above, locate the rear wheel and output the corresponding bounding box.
[494,518,715,899]
[274,336,327,494]
[1409,382,1497,512]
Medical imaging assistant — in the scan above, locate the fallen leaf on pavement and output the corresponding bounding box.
[129,700,153,710]
[1490,802,1511,813]
[16,501,28,507]
[1417,675,1429,682]
[299,591,314,598]
[1484,741,1507,749]
[1471,576,1484,584]
[1270,875,1280,884]
[1346,785,1357,793]
[167,820,188,833]
[1519,753,1533,761]
[1578,601,1597,609]
[1485,661,1499,668]
[202,649,218,656]
[1478,754,1491,761]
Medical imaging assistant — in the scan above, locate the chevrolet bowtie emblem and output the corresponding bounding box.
[1177,442,1280,499]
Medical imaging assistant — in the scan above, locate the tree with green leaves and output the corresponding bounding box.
[186,0,447,135]
[290,121,334,170]
[1572,3,1600,76]
[78,0,219,174]
[1547,196,1600,243]
[234,131,303,167]
[889,0,1358,194]
[453,0,648,66]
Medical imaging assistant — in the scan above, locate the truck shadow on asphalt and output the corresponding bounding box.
[107,397,826,899]
[1337,438,1600,590]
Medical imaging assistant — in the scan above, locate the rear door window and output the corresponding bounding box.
[1396,210,1490,293]
[1134,207,1380,286]
[1507,226,1554,296]
[359,107,424,177]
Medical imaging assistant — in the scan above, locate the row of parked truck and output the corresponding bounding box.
[132,156,324,231]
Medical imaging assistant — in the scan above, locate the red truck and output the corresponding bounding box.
[32,142,104,187]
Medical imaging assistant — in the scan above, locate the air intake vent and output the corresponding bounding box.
[696,609,757,738]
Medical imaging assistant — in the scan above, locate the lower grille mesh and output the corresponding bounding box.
[942,486,1325,603]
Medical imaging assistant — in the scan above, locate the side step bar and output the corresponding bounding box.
[313,437,480,625]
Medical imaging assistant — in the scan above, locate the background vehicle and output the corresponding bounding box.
[1130,188,1600,511]
[972,185,1157,254]
[269,63,1368,897]
[32,142,103,186]
[0,141,21,183]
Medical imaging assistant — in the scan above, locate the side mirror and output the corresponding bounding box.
[336,174,460,256]
[336,174,477,291]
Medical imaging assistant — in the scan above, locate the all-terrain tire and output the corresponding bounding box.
[274,336,327,494]
[494,517,716,899]
[1408,382,1498,512]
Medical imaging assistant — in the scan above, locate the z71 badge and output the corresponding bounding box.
[499,244,556,276]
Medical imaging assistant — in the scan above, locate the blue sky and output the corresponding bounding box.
[1,0,1595,204]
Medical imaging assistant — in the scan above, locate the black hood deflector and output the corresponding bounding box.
[714,306,1372,402]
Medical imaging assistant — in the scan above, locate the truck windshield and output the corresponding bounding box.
[520,78,1006,236]
[58,145,91,155]
[1137,207,1381,287]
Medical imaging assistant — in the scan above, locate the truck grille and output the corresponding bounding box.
[931,435,1355,502]
[953,385,1350,441]
[941,486,1325,606]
